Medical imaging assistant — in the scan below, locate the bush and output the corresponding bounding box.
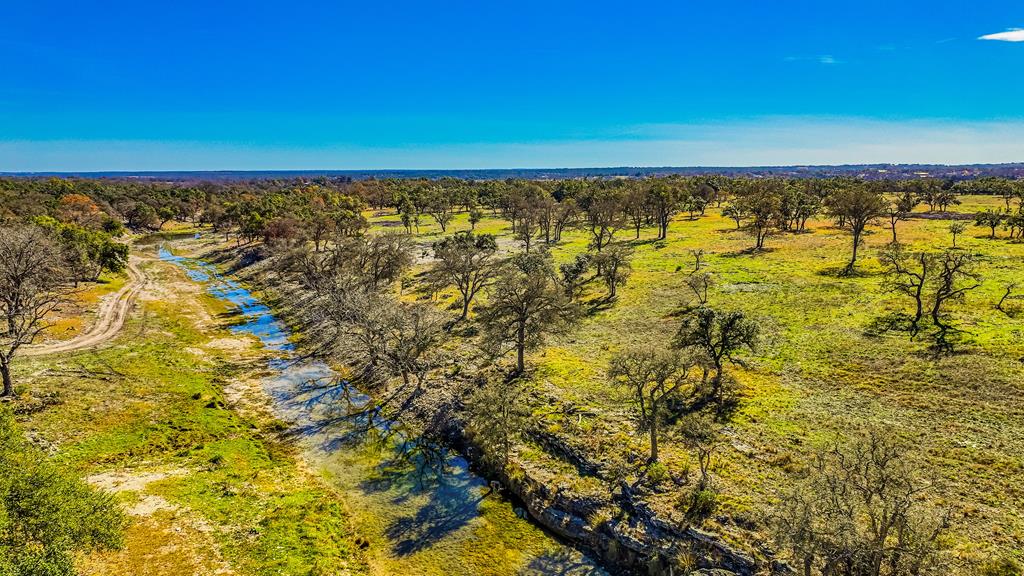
[683,488,719,523]
[646,461,669,484]
[0,408,125,575]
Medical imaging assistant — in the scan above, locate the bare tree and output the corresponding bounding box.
[879,244,932,337]
[0,226,69,397]
[608,347,693,462]
[878,246,982,353]
[688,248,706,271]
[929,251,981,354]
[685,272,714,307]
[678,412,720,489]
[996,282,1018,315]
[771,430,949,576]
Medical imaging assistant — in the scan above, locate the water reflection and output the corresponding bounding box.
[159,245,605,574]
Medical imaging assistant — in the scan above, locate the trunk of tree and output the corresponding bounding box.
[848,231,861,271]
[649,418,659,462]
[460,297,470,321]
[516,321,526,374]
[1,362,12,397]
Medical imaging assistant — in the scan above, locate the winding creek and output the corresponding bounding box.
[158,244,604,576]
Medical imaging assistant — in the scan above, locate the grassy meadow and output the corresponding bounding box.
[369,195,1024,566]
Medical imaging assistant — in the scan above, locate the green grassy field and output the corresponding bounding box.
[369,196,1024,567]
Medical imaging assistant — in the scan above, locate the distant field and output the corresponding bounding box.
[369,195,1024,565]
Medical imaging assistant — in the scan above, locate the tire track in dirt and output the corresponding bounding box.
[24,256,149,356]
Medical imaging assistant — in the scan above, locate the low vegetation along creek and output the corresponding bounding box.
[1,175,1023,576]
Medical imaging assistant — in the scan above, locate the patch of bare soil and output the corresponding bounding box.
[81,465,236,575]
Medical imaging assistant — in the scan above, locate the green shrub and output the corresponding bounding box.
[646,461,668,484]
[0,408,125,575]
[683,488,719,523]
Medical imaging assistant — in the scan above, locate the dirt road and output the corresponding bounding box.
[24,257,148,357]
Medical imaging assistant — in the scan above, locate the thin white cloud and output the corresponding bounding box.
[4,117,1024,171]
[979,28,1024,42]
[783,55,841,65]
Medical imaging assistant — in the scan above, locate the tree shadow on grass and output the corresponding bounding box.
[719,246,775,258]
[816,264,871,278]
[519,548,606,575]
[582,296,616,316]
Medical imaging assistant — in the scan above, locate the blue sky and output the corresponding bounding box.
[1,1,1022,170]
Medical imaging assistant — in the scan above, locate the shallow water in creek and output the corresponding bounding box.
[158,245,605,576]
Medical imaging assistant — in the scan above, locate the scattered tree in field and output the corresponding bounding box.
[398,197,419,233]
[733,180,783,250]
[879,244,933,337]
[648,182,680,239]
[777,181,821,232]
[929,250,982,353]
[0,226,68,397]
[996,282,1018,316]
[593,242,633,300]
[551,198,578,243]
[623,184,650,239]
[468,205,484,230]
[678,412,720,489]
[559,253,591,302]
[0,408,126,574]
[477,251,577,374]
[1007,210,1024,240]
[722,204,745,229]
[582,188,625,253]
[673,307,758,407]
[826,185,886,273]
[936,189,960,212]
[466,375,530,470]
[608,347,693,462]
[886,189,919,244]
[515,205,542,252]
[948,221,967,248]
[156,205,176,229]
[771,430,949,576]
[688,248,706,271]
[974,209,1004,239]
[477,251,577,373]
[426,232,499,320]
[423,185,455,232]
[685,272,713,307]
[879,245,982,352]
